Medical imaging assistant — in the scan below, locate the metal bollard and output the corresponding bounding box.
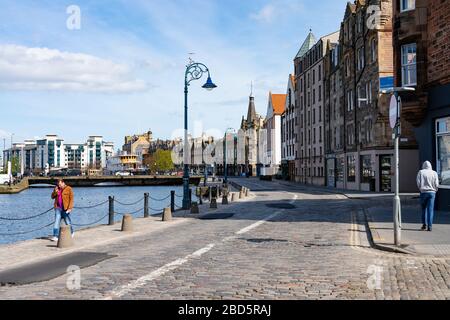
[170,190,175,213]
[209,187,212,202]
[108,196,115,226]
[191,202,200,214]
[245,188,249,197]
[210,198,218,209]
[231,192,237,202]
[144,193,149,218]
[222,194,229,205]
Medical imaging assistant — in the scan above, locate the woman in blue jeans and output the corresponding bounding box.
[416,161,440,232]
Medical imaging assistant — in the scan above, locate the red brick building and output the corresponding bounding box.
[393,0,450,208]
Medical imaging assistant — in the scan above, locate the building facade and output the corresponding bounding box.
[262,92,286,176]
[321,0,418,193]
[393,0,450,207]
[295,31,340,186]
[281,75,298,181]
[3,135,114,175]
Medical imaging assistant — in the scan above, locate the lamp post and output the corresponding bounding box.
[183,60,217,209]
[381,86,415,247]
[224,128,236,185]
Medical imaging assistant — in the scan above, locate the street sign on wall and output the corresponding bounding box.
[380,76,394,90]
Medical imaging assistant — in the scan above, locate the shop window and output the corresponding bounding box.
[347,155,356,182]
[436,117,450,186]
[337,157,345,182]
[360,155,374,183]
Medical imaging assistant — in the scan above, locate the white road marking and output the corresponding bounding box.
[104,192,299,299]
[236,212,281,235]
[105,243,216,299]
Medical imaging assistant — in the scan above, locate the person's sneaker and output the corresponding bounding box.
[421,224,427,231]
[50,236,58,242]
[71,232,75,238]
[427,227,432,232]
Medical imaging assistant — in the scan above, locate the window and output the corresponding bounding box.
[401,43,417,86]
[318,65,322,81]
[337,157,344,182]
[436,117,450,187]
[370,38,377,62]
[347,155,356,182]
[401,0,415,12]
[345,57,350,77]
[357,47,365,70]
[319,85,322,102]
[347,90,354,111]
[360,155,374,184]
[366,81,372,104]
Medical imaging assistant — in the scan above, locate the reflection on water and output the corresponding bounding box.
[0,185,197,245]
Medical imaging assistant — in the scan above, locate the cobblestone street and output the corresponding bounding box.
[0,179,449,300]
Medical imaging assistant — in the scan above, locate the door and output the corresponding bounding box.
[380,156,392,192]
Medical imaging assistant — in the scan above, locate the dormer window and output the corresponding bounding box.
[400,0,415,12]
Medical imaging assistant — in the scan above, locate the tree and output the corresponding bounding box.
[148,150,174,174]
[11,156,20,175]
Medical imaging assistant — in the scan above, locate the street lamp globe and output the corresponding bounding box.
[202,76,217,91]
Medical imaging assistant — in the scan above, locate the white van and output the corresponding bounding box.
[0,174,11,185]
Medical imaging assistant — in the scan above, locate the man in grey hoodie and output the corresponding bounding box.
[416,161,440,231]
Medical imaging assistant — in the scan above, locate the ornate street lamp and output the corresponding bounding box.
[183,60,217,209]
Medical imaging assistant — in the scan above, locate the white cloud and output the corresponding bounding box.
[250,4,276,23]
[250,1,305,24]
[0,44,149,93]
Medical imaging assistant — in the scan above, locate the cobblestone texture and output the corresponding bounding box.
[0,181,449,300]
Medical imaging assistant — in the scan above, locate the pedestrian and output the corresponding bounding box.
[50,178,75,241]
[416,161,440,232]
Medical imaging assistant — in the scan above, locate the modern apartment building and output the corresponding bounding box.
[295,30,340,186]
[3,135,114,174]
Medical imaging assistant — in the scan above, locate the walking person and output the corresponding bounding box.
[50,179,75,241]
[417,161,440,232]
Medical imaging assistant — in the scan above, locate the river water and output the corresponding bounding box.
[0,185,198,245]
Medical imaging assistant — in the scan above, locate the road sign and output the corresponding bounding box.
[389,94,399,129]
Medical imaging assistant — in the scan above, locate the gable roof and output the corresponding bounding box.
[270,93,287,116]
[295,31,317,59]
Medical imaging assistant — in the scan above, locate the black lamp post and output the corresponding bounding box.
[183,60,217,209]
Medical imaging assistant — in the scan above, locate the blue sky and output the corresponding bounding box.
[0,0,348,148]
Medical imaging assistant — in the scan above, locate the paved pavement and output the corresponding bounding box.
[0,178,449,300]
[366,205,450,256]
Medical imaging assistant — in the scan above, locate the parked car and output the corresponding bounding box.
[48,170,66,177]
[0,174,11,185]
[115,171,133,177]
[66,169,82,177]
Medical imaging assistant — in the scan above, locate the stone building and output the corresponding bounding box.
[322,0,418,193]
[281,75,298,181]
[239,93,265,176]
[295,30,339,186]
[393,0,450,207]
[324,39,345,188]
[122,130,152,166]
